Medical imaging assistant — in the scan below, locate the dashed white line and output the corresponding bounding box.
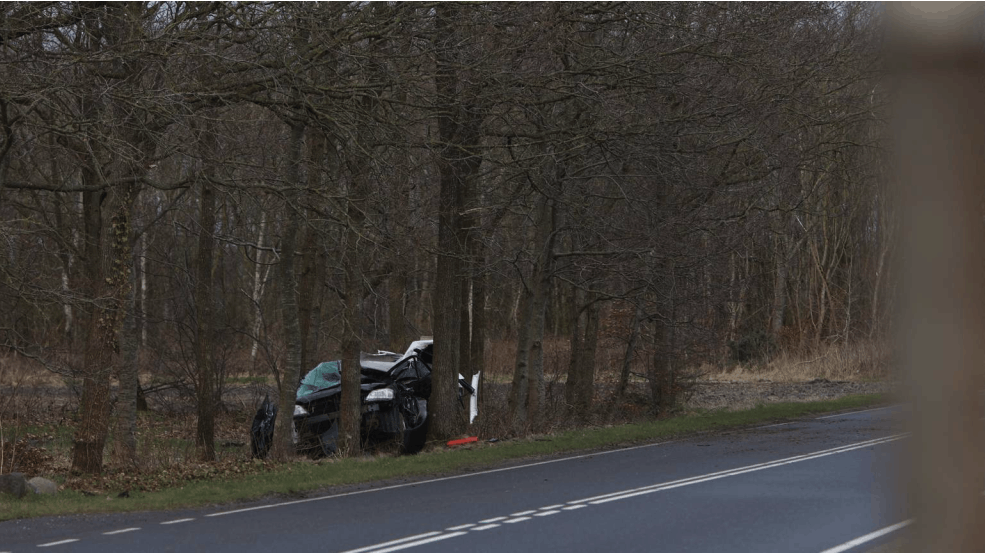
[445,523,476,531]
[534,510,560,517]
[818,520,913,553]
[478,516,507,523]
[160,518,195,525]
[204,403,898,521]
[470,524,501,531]
[540,504,564,510]
[103,527,141,535]
[37,539,80,547]
[504,516,532,524]
[509,510,537,516]
[562,504,588,511]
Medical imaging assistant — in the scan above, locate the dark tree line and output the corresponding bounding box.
[0,2,886,473]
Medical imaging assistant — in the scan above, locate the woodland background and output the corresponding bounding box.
[0,2,889,475]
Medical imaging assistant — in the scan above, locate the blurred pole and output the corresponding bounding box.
[889,3,985,551]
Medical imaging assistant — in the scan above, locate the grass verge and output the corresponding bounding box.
[0,393,886,522]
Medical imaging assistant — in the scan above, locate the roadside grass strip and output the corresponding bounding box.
[0,394,887,522]
[338,433,907,553]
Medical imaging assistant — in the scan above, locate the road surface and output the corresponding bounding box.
[0,405,910,553]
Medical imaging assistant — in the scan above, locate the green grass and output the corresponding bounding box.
[0,393,886,521]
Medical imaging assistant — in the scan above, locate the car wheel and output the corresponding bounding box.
[401,405,429,454]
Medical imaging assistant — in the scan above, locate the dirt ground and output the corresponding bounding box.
[685,378,894,411]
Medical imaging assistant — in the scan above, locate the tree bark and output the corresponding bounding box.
[270,123,305,461]
[193,175,217,462]
[429,3,483,441]
[510,194,556,431]
[615,305,643,400]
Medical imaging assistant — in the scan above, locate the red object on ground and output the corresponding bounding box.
[446,436,479,447]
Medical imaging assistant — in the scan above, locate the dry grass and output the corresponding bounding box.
[0,336,892,496]
[704,340,892,383]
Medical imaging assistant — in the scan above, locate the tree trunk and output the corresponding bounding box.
[566,292,600,420]
[72,179,135,474]
[270,123,305,462]
[113,262,139,468]
[510,194,555,431]
[249,212,269,366]
[388,269,408,352]
[429,3,483,441]
[193,176,217,462]
[615,305,643,400]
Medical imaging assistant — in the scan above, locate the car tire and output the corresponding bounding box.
[401,412,429,454]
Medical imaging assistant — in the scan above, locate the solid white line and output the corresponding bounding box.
[816,405,896,420]
[504,516,532,524]
[471,524,500,531]
[818,520,913,553]
[103,527,141,535]
[366,531,467,553]
[445,523,475,531]
[206,438,679,518]
[37,539,80,547]
[587,435,904,506]
[337,532,443,553]
[569,434,899,506]
[160,518,194,525]
[206,404,899,520]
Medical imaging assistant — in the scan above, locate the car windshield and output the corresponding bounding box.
[297,361,341,398]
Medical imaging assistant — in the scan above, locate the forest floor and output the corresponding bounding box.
[686,378,894,411]
[0,339,897,500]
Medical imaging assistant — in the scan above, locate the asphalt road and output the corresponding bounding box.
[0,406,910,553]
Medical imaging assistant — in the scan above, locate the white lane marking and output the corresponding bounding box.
[540,504,564,510]
[818,520,913,553]
[345,532,441,553]
[816,405,896,420]
[445,523,475,531]
[760,422,791,428]
[586,435,905,506]
[103,527,141,535]
[339,433,904,553]
[160,518,194,525]
[471,524,500,531]
[206,439,679,518]
[569,434,903,506]
[337,532,443,553]
[207,404,899,520]
[37,539,80,547]
[349,531,468,553]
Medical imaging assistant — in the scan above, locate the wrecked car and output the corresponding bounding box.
[250,340,475,458]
